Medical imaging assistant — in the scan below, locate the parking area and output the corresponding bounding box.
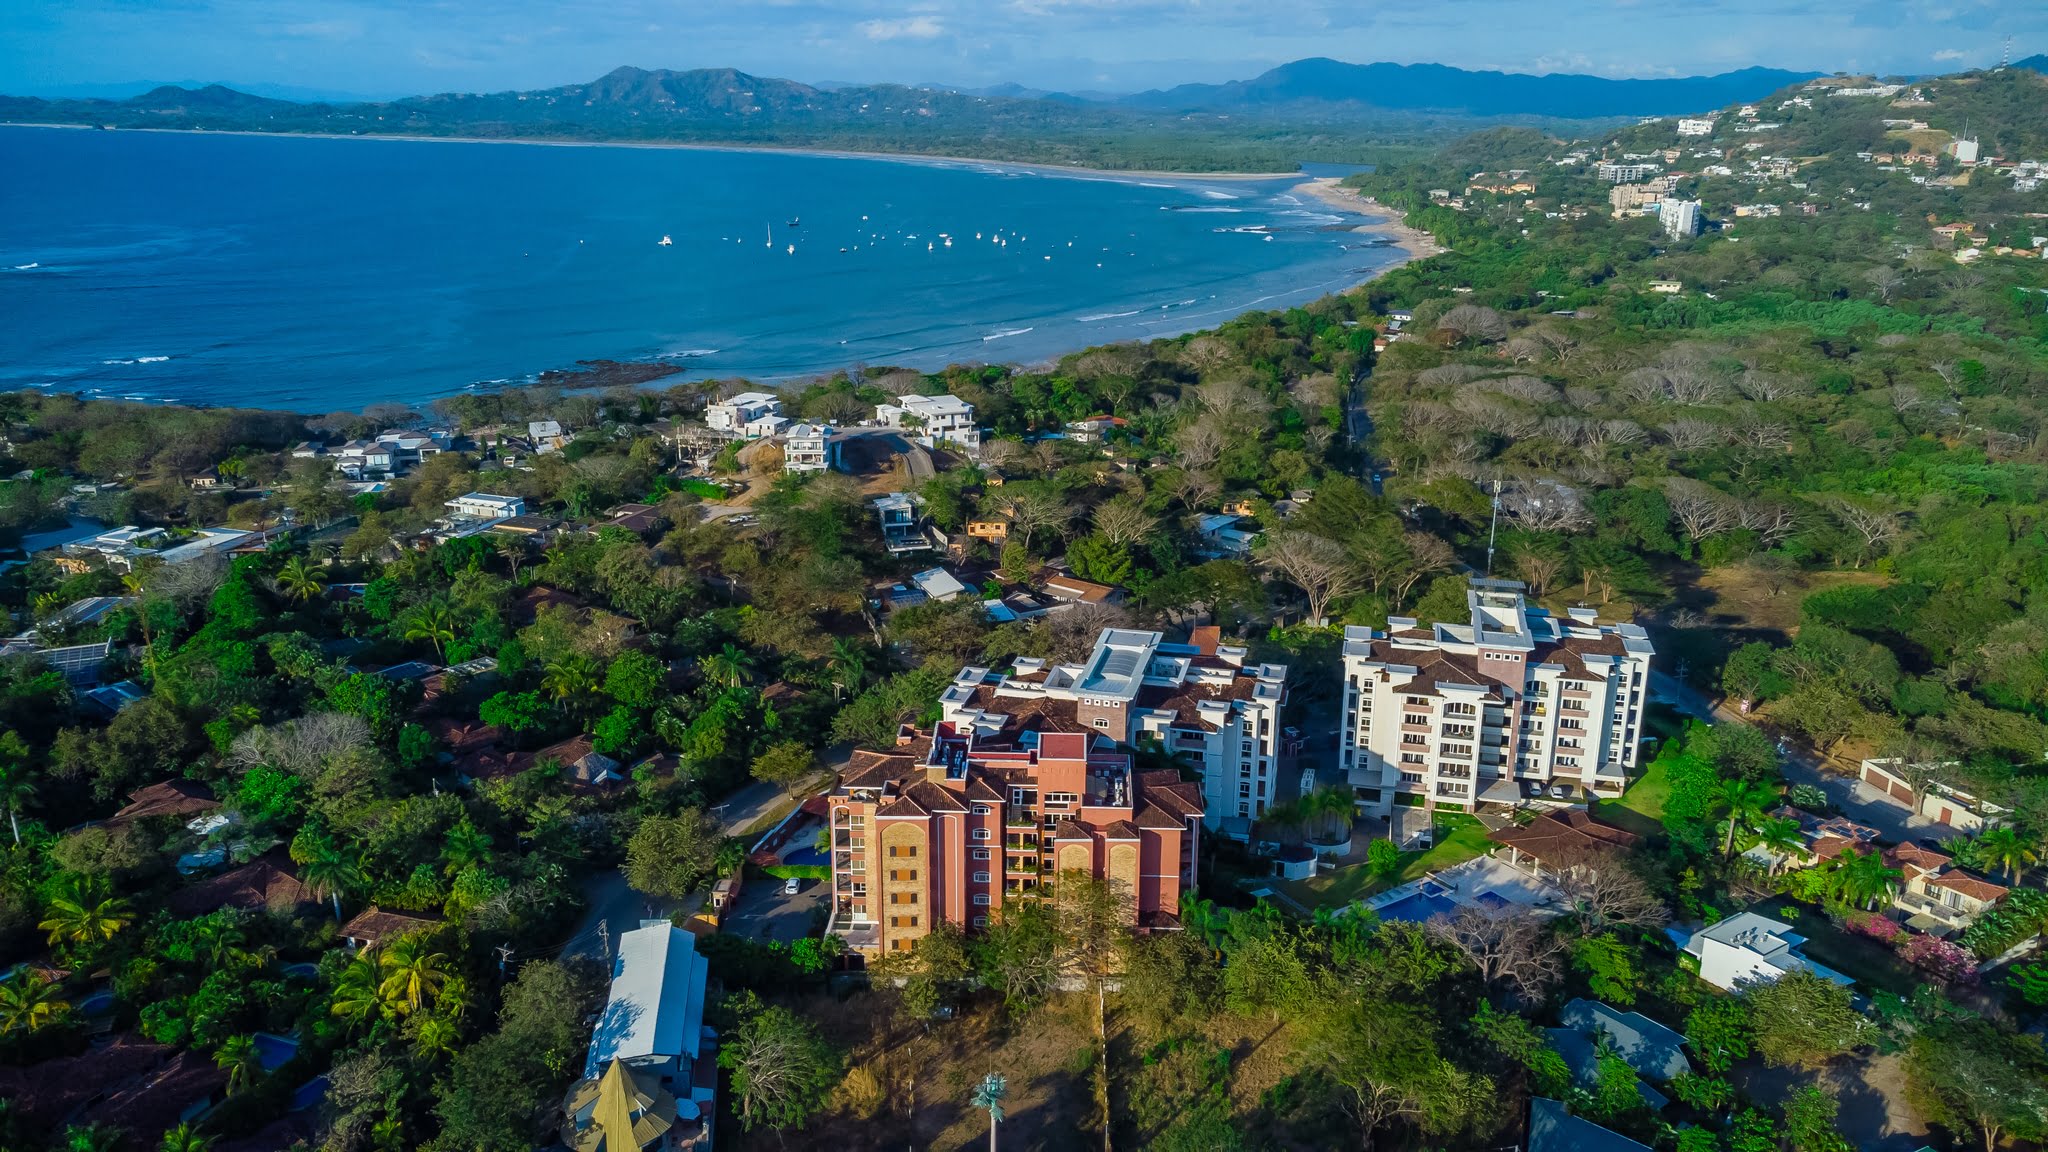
[721,872,828,943]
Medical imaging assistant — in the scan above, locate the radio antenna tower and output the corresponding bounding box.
[2000,35,2013,70]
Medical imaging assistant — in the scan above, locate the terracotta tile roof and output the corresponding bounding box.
[1885,843,1951,875]
[1042,575,1118,602]
[1134,802,1186,830]
[1136,771,1204,820]
[1188,625,1222,656]
[169,851,313,917]
[1053,818,1093,840]
[877,794,931,818]
[964,777,1006,804]
[842,744,928,789]
[512,585,588,625]
[0,1033,231,1138]
[1136,676,1257,732]
[1488,811,1638,862]
[1099,819,1141,840]
[341,905,444,949]
[423,716,504,753]
[1929,871,2008,902]
[903,779,967,814]
[109,779,219,824]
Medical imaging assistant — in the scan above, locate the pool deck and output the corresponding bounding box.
[1347,854,1567,921]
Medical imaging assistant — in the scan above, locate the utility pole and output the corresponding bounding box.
[597,918,610,962]
[495,943,513,980]
[1484,478,1504,576]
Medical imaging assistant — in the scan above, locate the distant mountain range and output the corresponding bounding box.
[0,59,1823,171]
[1114,59,1822,119]
[2013,54,2048,74]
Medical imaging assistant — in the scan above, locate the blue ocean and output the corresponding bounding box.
[0,127,1397,412]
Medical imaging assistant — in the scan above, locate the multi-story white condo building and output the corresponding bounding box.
[1340,580,1653,816]
[938,626,1287,836]
[876,393,980,453]
[1659,199,1703,239]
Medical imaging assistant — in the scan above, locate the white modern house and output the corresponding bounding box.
[782,423,843,473]
[446,493,527,522]
[1193,513,1259,558]
[1659,199,1703,239]
[705,392,784,438]
[1683,911,1854,991]
[877,393,980,453]
[873,492,934,554]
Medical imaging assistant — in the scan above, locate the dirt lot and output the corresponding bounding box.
[1676,565,1889,637]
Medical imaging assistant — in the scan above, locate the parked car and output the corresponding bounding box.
[782,876,802,896]
[1548,784,1570,799]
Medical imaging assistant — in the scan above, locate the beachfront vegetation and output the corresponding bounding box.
[3,63,2048,1150]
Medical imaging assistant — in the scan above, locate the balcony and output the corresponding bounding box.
[1005,858,1040,874]
[1005,806,1038,829]
[1401,721,1431,734]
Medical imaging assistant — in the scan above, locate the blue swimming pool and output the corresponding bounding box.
[252,1032,300,1072]
[1373,892,1459,923]
[784,847,829,868]
[291,1075,329,1113]
[76,991,115,1016]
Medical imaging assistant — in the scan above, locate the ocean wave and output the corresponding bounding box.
[101,356,171,366]
[1161,206,1243,214]
[1196,189,1239,200]
[657,348,720,359]
[1281,210,1346,225]
[1137,182,1176,189]
[983,327,1034,341]
[1076,309,1143,322]
[11,263,39,271]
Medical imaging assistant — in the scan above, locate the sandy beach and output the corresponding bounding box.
[1294,176,1443,263]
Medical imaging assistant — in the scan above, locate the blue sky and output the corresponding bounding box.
[2,0,2041,99]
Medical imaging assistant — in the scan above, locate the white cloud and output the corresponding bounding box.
[859,16,944,40]
[1931,48,1965,61]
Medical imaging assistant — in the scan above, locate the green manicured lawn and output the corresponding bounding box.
[1276,813,1493,911]
[1594,749,1679,841]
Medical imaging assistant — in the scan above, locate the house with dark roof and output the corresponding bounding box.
[168,851,314,918]
[341,905,444,950]
[1546,999,1691,1110]
[0,1034,228,1141]
[1528,1097,1652,1152]
[107,779,220,827]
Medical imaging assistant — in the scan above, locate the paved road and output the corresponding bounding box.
[723,874,829,943]
[1648,671,1941,844]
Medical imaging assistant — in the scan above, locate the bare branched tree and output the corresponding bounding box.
[1546,848,1670,936]
[1256,531,1360,626]
[1664,478,1738,541]
[1501,480,1592,533]
[1735,501,1802,548]
[1825,495,1905,566]
[1091,497,1157,547]
[1661,417,1724,452]
[1000,489,1072,552]
[230,712,374,778]
[1175,417,1226,472]
[1436,304,1509,344]
[1865,265,1905,304]
[1391,533,1457,604]
[1429,906,1568,1002]
[1512,546,1565,597]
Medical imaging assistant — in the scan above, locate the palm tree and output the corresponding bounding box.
[0,970,69,1036]
[1297,786,1357,844]
[215,1034,263,1096]
[542,655,603,724]
[0,759,35,845]
[275,556,324,604]
[299,847,366,921]
[442,818,493,874]
[1751,816,1806,874]
[1716,778,1778,860]
[828,637,871,696]
[1828,847,1903,910]
[1976,826,2038,886]
[703,643,755,689]
[38,876,134,948]
[191,914,249,969]
[971,1072,1008,1152]
[62,1124,124,1152]
[378,933,451,1015]
[330,954,388,1030]
[1178,893,1232,961]
[411,1014,460,1061]
[160,1122,216,1152]
[403,602,458,662]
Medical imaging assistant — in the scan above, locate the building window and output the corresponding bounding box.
[1239,782,1252,798]
[971,804,992,815]
[889,892,920,905]
[974,894,993,906]
[974,871,991,883]
[971,829,991,841]
[890,938,911,953]
[1238,802,1250,817]
[973,915,989,928]
[886,844,919,858]
[971,848,992,861]
[1256,781,1266,798]
[888,869,919,882]
[1094,717,1110,729]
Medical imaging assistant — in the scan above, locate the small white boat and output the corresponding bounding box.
[658,235,673,247]
[786,244,796,255]
[928,242,934,251]
[943,237,953,247]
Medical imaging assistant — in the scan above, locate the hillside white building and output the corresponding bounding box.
[1683,911,1854,991]
[446,493,527,521]
[1339,580,1653,816]
[1658,199,1703,238]
[781,423,843,473]
[705,391,785,438]
[877,393,980,453]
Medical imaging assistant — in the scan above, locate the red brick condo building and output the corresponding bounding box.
[826,671,1208,958]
